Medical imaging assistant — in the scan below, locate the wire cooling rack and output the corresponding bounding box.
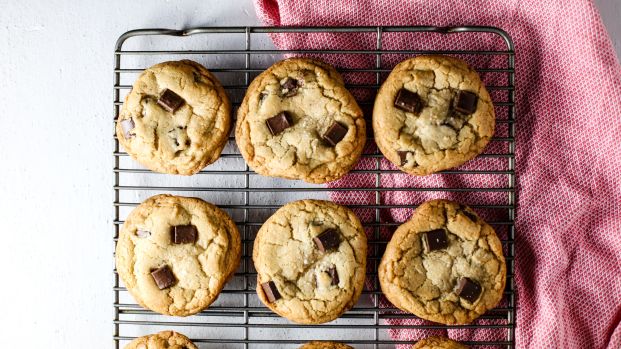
[113,26,516,348]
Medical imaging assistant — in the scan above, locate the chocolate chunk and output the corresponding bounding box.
[266,112,293,135]
[454,90,478,115]
[394,88,422,113]
[322,122,348,146]
[281,77,299,97]
[261,281,281,302]
[136,230,150,238]
[397,151,412,166]
[462,210,478,222]
[313,229,341,252]
[328,266,339,286]
[121,118,135,139]
[157,89,185,113]
[456,277,482,303]
[422,229,449,252]
[151,265,176,290]
[171,225,198,244]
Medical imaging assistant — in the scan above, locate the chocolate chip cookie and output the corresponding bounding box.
[236,58,366,183]
[116,60,231,175]
[125,331,197,349]
[253,200,367,324]
[412,336,469,349]
[115,194,241,316]
[378,199,506,324]
[299,341,353,349]
[373,56,495,175]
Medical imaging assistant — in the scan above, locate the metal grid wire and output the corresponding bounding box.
[113,26,516,348]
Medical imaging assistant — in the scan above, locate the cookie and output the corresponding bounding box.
[115,194,241,316]
[378,199,506,324]
[116,60,231,175]
[373,55,495,175]
[236,58,366,183]
[253,200,367,324]
[412,336,469,349]
[299,341,353,349]
[125,331,197,349]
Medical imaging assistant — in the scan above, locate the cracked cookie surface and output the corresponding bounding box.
[116,60,231,175]
[412,336,469,349]
[125,331,197,349]
[236,58,366,183]
[373,56,495,175]
[378,200,506,324]
[253,200,367,324]
[116,194,241,316]
[299,341,353,349]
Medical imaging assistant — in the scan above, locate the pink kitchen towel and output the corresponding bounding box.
[253,0,621,348]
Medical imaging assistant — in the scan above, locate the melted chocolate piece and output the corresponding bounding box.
[171,225,198,244]
[328,266,339,286]
[456,277,482,303]
[322,122,348,146]
[397,151,412,166]
[454,90,478,115]
[151,265,176,290]
[261,281,281,302]
[394,88,422,113]
[266,112,293,135]
[121,118,135,139]
[157,89,185,113]
[422,229,449,252]
[313,229,341,252]
[136,230,150,238]
[281,77,299,97]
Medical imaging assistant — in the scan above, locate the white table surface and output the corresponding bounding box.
[0,1,619,347]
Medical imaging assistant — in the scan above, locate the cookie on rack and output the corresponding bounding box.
[236,58,366,183]
[378,199,506,324]
[299,341,353,349]
[412,336,469,349]
[115,194,241,316]
[253,200,367,324]
[116,60,231,175]
[373,55,495,175]
[124,331,197,349]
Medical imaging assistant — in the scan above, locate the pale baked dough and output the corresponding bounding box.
[124,331,197,349]
[299,341,354,349]
[412,336,469,349]
[253,200,367,324]
[373,56,495,175]
[379,200,506,324]
[116,194,241,316]
[236,58,366,183]
[117,60,231,175]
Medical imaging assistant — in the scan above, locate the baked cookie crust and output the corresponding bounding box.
[299,341,354,349]
[253,200,367,324]
[115,194,241,316]
[236,58,366,183]
[373,56,495,175]
[125,331,197,349]
[116,60,231,175]
[412,336,469,349]
[379,199,506,324]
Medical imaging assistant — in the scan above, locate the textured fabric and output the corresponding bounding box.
[252,1,621,348]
